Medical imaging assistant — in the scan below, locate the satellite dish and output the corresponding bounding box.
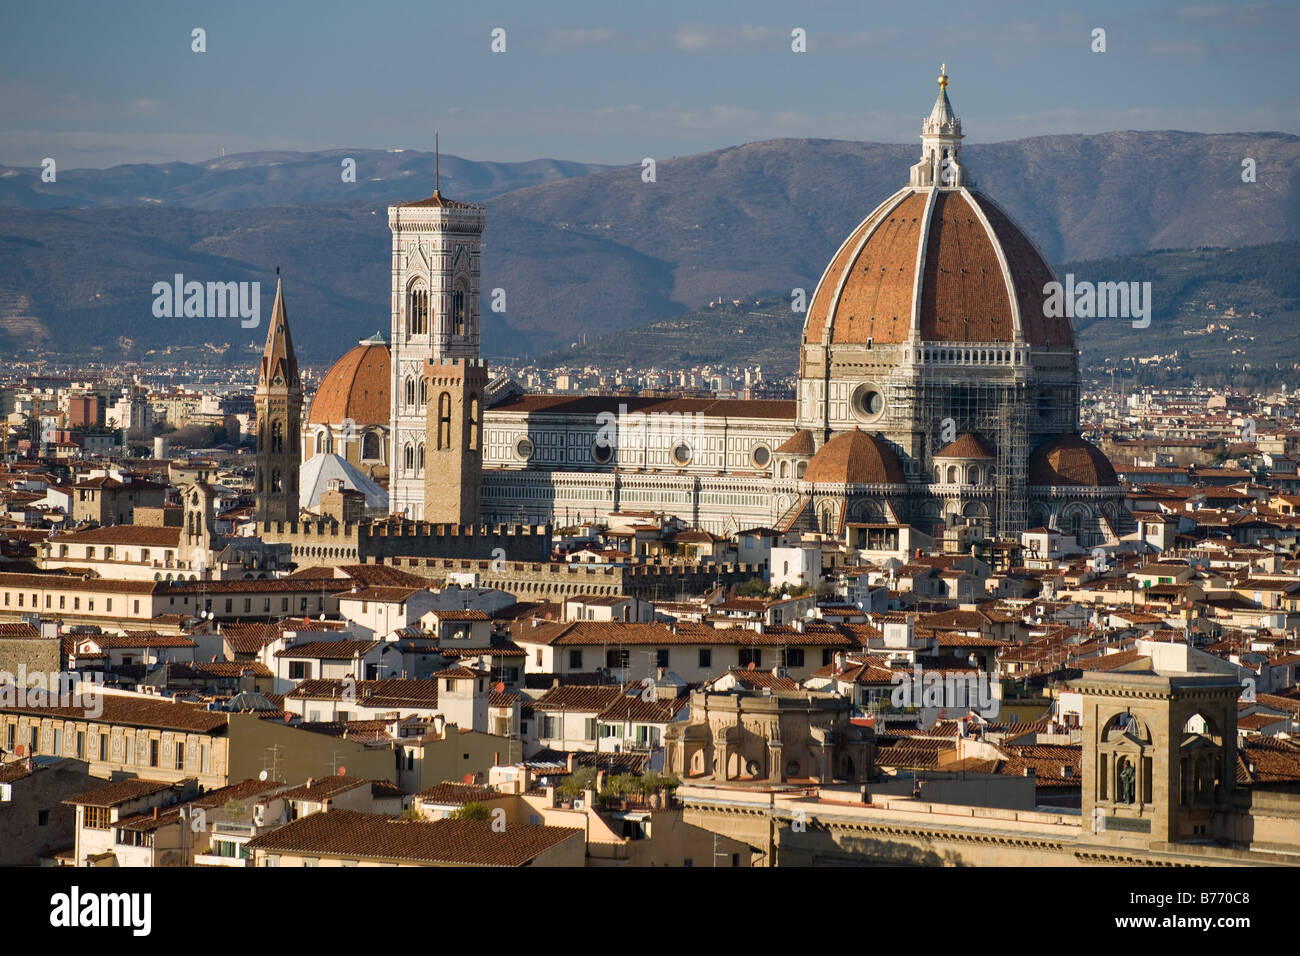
[258,770,268,781]
[336,766,346,777]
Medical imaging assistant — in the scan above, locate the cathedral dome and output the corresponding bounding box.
[1028,434,1118,487]
[802,71,1071,351]
[308,333,390,426]
[802,428,905,485]
[802,188,1071,349]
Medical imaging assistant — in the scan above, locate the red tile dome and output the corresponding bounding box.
[802,188,1072,349]
[307,335,390,426]
[802,428,905,485]
[1028,434,1118,487]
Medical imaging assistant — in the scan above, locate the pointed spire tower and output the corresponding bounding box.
[910,64,968,188]
[255,271,303,525]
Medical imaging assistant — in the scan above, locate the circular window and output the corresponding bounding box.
[515,437,534,461]
[591,439,613,465]
[672,443,692,466]
[751,444,771,468]
[851,383,885,421]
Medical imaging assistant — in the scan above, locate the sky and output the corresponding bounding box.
[1,0,1297,169]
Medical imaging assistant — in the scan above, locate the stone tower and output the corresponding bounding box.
[182,482,217,566]
[1075,671,1239,849]
[423,357,487,524]
[387,183,486,519]
[255,274,302,525]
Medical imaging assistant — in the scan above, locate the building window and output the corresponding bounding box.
[149,739,159,767]
[568,649,583,669]
[407,283,428,336]
[289,661,311,680]
[84,806,111,830]
[782,648,805,668]
[452,284,466,336]
[739,648,762,668]
[655,649,670,668]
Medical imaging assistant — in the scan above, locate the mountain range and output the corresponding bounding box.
[0,132,1296,363]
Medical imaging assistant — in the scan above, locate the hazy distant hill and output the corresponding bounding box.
[0,149,614,210]
[0,132,1296,362]
[551,241,1300,383]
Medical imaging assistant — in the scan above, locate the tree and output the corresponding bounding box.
[449,802,492,821]
[557,767,597,801]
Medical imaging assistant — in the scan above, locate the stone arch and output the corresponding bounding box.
[406,278,429,336]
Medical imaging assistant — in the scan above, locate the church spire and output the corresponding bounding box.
[254,268,302,526]
[259,269,300,390]
[909,65,967,188]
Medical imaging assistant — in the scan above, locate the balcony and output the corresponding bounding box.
[194,852,251,868]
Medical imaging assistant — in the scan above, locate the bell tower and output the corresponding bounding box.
[387,157,486,520]
[255,273,302,525]
[1076,671,1239,849]
[423,357,486,524]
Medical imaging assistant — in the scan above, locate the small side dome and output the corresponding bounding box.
[775,429,815,456]
[803,428,905,485]
[1029,435,1118,487]
[934,433,995,459]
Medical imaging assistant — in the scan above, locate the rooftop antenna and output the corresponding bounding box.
[435,131,440,194]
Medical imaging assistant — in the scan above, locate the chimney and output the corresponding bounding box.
[566,753,576,773]
[152,807,159,820]
[306,777,314,789]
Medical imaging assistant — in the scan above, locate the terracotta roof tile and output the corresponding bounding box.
[245,808,581,865]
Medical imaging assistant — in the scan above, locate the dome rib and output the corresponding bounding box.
[803,188,914,346]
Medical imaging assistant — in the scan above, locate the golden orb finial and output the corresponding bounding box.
[938,64,949,90]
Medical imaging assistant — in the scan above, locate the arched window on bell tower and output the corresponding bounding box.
[437,392,452,450]
[271,420,283,453]
[407,281,428,336]
[452,279,468,337]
